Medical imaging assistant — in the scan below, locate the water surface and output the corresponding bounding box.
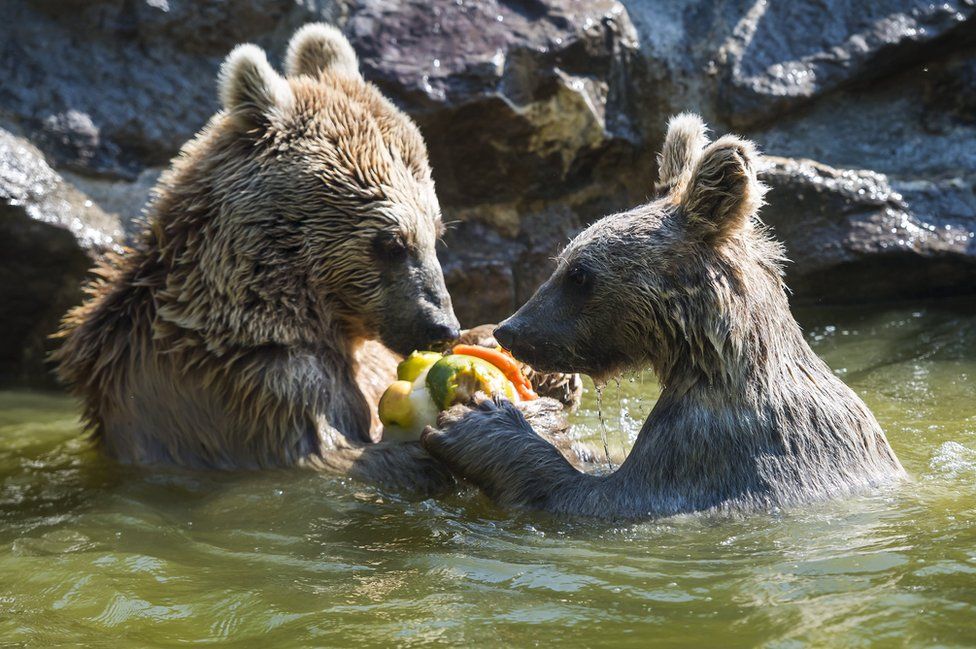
[1,301,974,647]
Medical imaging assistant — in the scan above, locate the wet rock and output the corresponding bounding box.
[2,0,645,196]
[441,221,519,327]
[62,167,163,236]
[923,53,976,128]
[349,0,646,212]
[731,26,976,304]
[763,157,976,302]
[0,129,121,386]
[713,0,976,128]
[0,0,345,177]
[753,48,976,179]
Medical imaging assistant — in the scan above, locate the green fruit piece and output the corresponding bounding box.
[378,380,415,428]
[425,354,517,409]
[397,351,443,383]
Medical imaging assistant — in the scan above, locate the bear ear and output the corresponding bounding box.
[680,135,766,243]
[284,23,360,79]
[218,44,293,128]
[219,44,293,127]
[655,113,709,197]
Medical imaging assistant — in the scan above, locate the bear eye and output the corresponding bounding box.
[372,232,409,262]
[566,264,592,290]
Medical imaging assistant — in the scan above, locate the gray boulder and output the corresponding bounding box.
[349,0,644,209]
[763,157,976,301]
[0,129,121,386]
[714,0,976,127]
[0,0,345,177]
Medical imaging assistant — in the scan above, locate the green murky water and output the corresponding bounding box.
[1,300,974,647]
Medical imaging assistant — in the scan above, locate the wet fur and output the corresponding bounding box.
[424,115,906,518]
[54,25,461,494]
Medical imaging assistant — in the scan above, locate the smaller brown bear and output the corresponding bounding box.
[423,115,906,518]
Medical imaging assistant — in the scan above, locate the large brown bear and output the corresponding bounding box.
[423,115,906,517]
[55,24,468,492]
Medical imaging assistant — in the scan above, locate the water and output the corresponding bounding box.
[1,301,975,647]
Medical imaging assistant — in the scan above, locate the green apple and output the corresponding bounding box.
[396,351,443,383]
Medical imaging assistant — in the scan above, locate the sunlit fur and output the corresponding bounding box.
[285,23,359,78]
[654,112,708,197]
[53,25,460,493]
[424,116,906,518]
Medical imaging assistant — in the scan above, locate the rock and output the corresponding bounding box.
[752,50,976,179]
[440,221,518,327]
[713,0,976,128]
[349,0,647,214]
[3,0,644,194]
[0,0,346,177]
[923,52,976,128]
[0,129,121,386]
[61,167,163,236]
[762,157,976,302]
[746,36,976,301]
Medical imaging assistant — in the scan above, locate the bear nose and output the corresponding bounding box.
[493,321,517,352]
[426,322,460,346]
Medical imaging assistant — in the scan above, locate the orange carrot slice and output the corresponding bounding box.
[452,344,538,400]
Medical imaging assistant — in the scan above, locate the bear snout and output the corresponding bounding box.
[494,321,551,369]
[493,321,517,352]
[424,321,460,347]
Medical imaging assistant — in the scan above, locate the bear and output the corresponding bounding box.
[422,114,907,518]
[53,24,470,493]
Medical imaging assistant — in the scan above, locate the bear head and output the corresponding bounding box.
[494,114,784,381]
[159,24,459,356]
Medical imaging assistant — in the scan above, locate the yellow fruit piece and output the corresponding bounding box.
[396,351,443,383]
[378,380,414,429]
[379,379,441,442]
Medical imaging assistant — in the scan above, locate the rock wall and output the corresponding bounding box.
[0,130,121,385]
[2,0,974,385]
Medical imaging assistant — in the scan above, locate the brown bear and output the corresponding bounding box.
[423,114,906,518]
[54,24,469,492]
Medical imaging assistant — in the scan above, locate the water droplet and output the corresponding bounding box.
[594,382,613,471]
